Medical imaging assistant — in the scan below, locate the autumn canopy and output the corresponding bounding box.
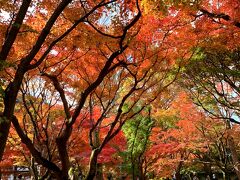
[0,0,239,179]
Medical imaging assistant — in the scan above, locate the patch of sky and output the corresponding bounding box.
[191,21,196,28]
[97,1,134,28]
[219,106,240,124]
[39,8,48,15]
[22,76,78,107]
[98,11,113,27]
[168,9,178,17]
[20,77,58,105]
[127,55,133,63]
[0,1,41,23]
[50,49,59,56]
[0,10,10,22]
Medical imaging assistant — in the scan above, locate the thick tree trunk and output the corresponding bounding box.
[0,69,25,160]
[95,163,104,180]
[175,161,183,180]
[86,149,99,180]
[0,116,11,160]
[138,166,144,180]
[203,163,213,180]
[138,158,145,180]
[131,160,135,180]
[56,136,71,179]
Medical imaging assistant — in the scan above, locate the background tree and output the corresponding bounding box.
[121,107,153,180]
[1,0,181,179]
[181,47,240,179]
[0,0,119,163]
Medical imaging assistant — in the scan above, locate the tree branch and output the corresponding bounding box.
[12,0,71,71]
[41,73,71,119]
[11,115,61,173]
[199,8,240,28]
[0,0,32,62]
[27,0,116,70]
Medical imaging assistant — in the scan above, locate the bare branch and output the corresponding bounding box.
[41,73,71,119]
[11,115,61,173]
[199,8,240,28]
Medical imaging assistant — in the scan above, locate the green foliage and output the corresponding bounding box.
[182,47,240,118]
[191,47,206,62]
[157,113,179,130]
[123,115,153,157]
[121,104,129,113]
[0,61,14,71]
[120,108,154,178]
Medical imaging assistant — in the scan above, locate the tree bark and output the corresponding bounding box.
[175,161,183,180]
[138,159,144,180]
[56,136,71,179]
[0,67,25,160]
[131,159,136,180]
[203,163,213,180]
[0,116,11,161]
[95,163,104,180]
[86,149,99,180]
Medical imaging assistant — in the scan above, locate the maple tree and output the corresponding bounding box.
[144,91,240,179]
[181,33,240,179]
[144,92,205,179]
[0,0,179,179]
[194,118,240,179]
[182,47,240,123]
[1,0,240,179]
[173,1,240,178]
[0,0,116,162]
[0,0,141,178]
[0,74,128,177]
